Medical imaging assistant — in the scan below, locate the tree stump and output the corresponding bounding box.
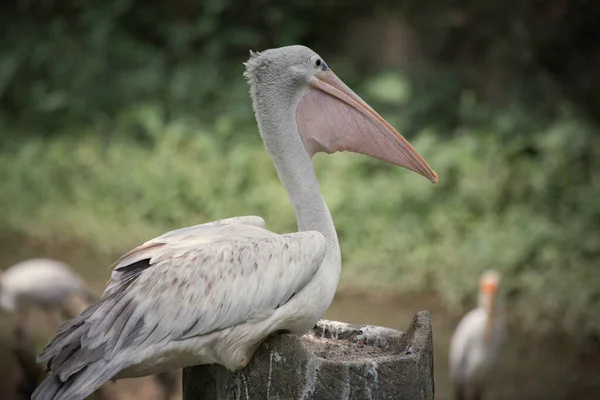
[183,310,434,399]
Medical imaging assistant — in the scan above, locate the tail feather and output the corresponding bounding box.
[48,375,77,400]
[32,373,63,400]
[34,290,132,400]
[34,270,144,400]
[49,342,79,373]
[39,302,101,363]
[56,344,107,381]
[32,362,116,400]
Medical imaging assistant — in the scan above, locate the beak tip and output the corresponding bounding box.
[430,171,439,184]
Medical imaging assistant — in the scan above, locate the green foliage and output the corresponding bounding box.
[1,100,598,336]
[0,0,374,135]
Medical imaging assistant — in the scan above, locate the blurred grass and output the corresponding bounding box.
[1,101,598,337]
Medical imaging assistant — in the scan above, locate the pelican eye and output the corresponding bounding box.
[312,57,328,71]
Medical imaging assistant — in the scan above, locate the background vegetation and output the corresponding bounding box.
[1,0,599,338]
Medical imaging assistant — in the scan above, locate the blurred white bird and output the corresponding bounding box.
[0,258,95,333]
[449,270,506,400]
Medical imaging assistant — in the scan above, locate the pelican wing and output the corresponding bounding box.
[37,217,326,383]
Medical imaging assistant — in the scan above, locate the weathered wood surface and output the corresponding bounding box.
[183,311,434,400]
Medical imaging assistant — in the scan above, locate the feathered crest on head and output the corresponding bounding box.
[243,49,270,86]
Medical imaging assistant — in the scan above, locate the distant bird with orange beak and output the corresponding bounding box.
[449,270,506,400]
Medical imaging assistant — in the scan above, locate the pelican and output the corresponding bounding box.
[449,270,506,400]
[0,258,94,333]
[33,45,438,400]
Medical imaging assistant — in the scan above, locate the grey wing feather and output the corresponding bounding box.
[103,215,266,276]
[153,215,266,241]
[34,218,326,400]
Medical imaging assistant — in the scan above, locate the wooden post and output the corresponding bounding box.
[182,311,434,400]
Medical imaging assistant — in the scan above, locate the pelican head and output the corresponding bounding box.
[244,45,438,183]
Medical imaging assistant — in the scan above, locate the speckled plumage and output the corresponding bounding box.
[34,217,328,400]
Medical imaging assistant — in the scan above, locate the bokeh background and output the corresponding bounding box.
[1,0,599,399]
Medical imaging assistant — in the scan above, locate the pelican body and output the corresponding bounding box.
[449,271,506,400]
[33,45,437,400]
[0,259,93,326]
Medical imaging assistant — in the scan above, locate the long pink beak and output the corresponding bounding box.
[296,70,438,183]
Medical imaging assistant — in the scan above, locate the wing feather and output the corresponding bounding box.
[38,219,326,384]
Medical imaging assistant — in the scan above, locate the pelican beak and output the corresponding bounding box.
[296,70,438,183]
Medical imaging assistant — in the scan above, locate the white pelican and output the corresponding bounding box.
[0,258,94,333]
[449,270,506,400]
[33,45,438,400]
